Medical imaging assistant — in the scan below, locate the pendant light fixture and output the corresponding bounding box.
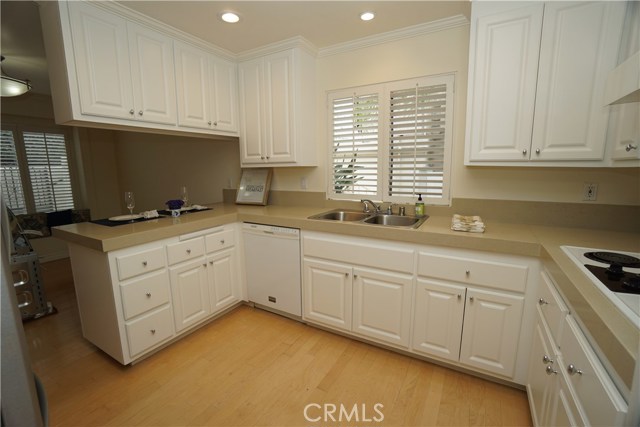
[1,56,32,97]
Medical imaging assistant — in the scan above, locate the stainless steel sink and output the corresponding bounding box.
[308,209,428,229]
[308,209,371,222]
[363,214,428,228]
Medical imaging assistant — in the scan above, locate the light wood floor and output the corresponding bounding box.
[24,259,532,427]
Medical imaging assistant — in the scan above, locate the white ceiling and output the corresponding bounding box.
[0,1,470,96]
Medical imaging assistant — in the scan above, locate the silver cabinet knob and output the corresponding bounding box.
[142,261,148,267]
[567,364,583,376]
[522,149,528,155]
[457,294,461,299]
[213,121,218,126]
[344,272,349,277]
[545,365,558,375]
[469,296,474,302]
[465,270,470,276]
[538,298,549,305]
[535,148,540,154]
[209,261,213,265]
[129,109,134,115]
[542,355,553,364]
[138,110,143,116]
[208,121,212,126]
[220,239,225,245]
[146,292,151,298]
[203,263,207,267]
[261,156,265,160]
[626,143,638,152]
[150,329,156,334]
[186,249,191,254]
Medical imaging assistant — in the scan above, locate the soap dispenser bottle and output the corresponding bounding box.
[415,194,425,217]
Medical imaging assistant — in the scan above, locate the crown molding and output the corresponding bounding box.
[236,36,318,61]
[318,14,469,58]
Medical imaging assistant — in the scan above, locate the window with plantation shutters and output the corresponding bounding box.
[330,91,379,197]
[1,130,27,214]
[0,125,76,214]
[327,74,454,205]
[23,131,74,212]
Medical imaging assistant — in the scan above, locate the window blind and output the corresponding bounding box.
[23,131,74,212]
[388,83,448,199]
[0,130,27,214]
[331,93,379,196]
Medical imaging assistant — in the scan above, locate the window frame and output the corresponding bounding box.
[0,121,78,214]
[326,73,455,206]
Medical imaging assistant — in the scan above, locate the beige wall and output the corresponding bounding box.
[114,132,241,212]
[270,23,640,206]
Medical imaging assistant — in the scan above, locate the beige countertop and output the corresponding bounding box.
[53,203,640,389]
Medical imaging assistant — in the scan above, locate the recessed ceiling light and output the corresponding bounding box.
[360,11,375,21]
[221,12,240,23]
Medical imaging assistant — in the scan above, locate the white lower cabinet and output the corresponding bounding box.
[67,224,241,365]
[303,258,352,332]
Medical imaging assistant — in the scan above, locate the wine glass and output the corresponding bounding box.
[124,191,135,217]
[180,185,189,208]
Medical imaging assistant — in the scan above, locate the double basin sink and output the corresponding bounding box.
[308,209,428,229]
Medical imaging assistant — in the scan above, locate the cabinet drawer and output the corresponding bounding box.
[538,271,568,345]
[120,270,170,320]
[205,229,235,253]
[559,316,627,426]
[126,306,174,358]
[116,246,165,280]
[417,252,528,292]
[166,238,205,265]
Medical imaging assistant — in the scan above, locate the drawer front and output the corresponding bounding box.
[205,229,235,253]
[120,270,170,320]
[559,316,627,426]
[538,271,568,345]
[117,247,165,281]
[166,238,205,265]
[126,306,174,358]
[418,252,528,292]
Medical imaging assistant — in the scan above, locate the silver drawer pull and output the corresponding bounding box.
[522,149,528,155]
[469,296,474,302]
[146,292,151,298]
[538,298,549,305]
[465,270,470,276]
[220,239,225,244]
[344,273,349,277]
[129,109,134,115]
[567,364,583,376]
[209,261,213,265]
[142,261,148,267]
[203,263,207,267]
[457,294,461,299]
[186,249,191,254]
[542,355,553,364]
[626,143,638,152]
[545,365,557,375]
[150,329,156,334]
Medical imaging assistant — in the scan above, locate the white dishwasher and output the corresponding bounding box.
[242,223,301,317]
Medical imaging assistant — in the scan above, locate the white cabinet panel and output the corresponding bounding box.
[210,58,238,133]
[238,58,265,164]
[527,316,557,427]
[459,287,524,377]
[303,258,352,332]
[174,42,211,130]
[125,306,174,358]
[207,249,240,314]
[264,51,295,163]
[352,267,412,348]
[412,279,465,362]
[127,22,177,125]
[119,270,170,320]
[68,2,134,120]
[169,258,210,332]
[116,246,165,281]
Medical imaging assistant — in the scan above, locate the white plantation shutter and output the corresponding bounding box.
[23,131,75,212]
[387,78,452,202]
[1,130,27,214]
[330,91,379,197]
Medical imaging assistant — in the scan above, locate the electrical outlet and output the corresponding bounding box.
[583,183,598,201]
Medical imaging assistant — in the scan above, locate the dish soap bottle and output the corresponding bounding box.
[415,194,425,217]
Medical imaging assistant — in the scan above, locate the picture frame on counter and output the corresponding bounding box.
[235,168,273,205]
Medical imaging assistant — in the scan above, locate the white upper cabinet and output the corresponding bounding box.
[465,1,626,166]
[40,1,238,138]
[174,41,238,133]
[238,46,317,167]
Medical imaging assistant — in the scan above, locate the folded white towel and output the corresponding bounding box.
[451,214,485,233]
[141,210,159,219]
[191,205,208,211]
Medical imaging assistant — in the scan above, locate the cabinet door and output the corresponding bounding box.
[549,371,587,427]
[68,2,134,120]
[207,249,240,314]
[210,57,238,133]
[532,2,626,160]
[610,103,640,161]
[527,318,556,427]
[459,287,524,378]
[263,51,296,163]
[169,258,210,332]
[174,42,211,129]
[466,3,543,161]
[411,279,465,362]
[238,58,266,164]
[352,267,412,348]
[303,258,352,332]
[127,22,177,125]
